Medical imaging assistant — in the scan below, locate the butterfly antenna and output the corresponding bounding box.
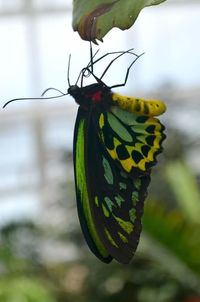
[41,87,66,97]
[3,93,68,109]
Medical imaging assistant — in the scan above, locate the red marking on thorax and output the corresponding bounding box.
[86,90,103,103]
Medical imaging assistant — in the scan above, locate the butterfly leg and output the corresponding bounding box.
[99,49,138,80]
[110,53,144,89]
[80,49,139,87]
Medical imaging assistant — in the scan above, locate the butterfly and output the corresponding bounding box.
[3,48,166,264]
[68,49,166,264]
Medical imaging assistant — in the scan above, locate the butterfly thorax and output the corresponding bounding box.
[68,83,113,111]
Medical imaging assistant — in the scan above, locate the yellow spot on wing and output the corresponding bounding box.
[121,157,136,172]
[99,113,105,128]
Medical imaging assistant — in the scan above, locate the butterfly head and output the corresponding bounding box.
[68,82,112,110]
[68,85,80,99]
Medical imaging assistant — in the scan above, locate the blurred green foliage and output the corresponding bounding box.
[0,127,200,302]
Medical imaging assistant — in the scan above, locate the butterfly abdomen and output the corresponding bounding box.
[112,93,166,117]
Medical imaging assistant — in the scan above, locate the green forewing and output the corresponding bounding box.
[73,108,111,263]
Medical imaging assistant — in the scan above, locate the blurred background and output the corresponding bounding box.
[0,0,200,301]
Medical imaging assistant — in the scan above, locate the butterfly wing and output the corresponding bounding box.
[73,107,112,263]
[74,106,163,263]
[86,121,151,263]
[86,106,165,263]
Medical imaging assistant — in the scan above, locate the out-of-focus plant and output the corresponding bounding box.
[0,222,56,302]
[0,278,55,302]
[166,161,200,224]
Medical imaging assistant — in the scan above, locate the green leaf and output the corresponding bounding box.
[72,0,167,42]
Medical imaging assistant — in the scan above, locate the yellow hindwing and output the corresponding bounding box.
[98,100,166,173]
[112,93,166,117]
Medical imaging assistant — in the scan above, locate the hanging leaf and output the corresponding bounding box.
[72,0,167,42]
